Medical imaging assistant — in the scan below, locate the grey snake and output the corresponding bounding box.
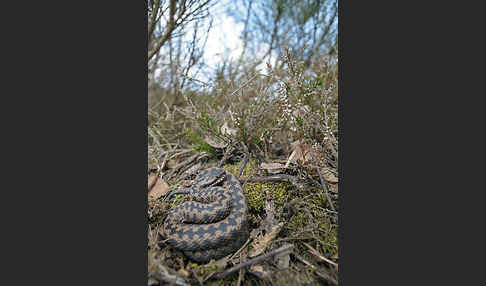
[162,167,249,262]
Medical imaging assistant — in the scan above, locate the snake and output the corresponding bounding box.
[162,167,249,262]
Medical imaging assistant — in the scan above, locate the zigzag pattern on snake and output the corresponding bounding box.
[162,167,249,262]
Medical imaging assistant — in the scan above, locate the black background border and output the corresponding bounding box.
[2,0,480,285]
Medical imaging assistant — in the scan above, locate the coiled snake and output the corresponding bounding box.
[162,167,249,262]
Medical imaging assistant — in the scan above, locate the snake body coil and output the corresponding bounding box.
[162,167,249,262]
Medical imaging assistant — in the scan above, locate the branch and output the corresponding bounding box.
[148,0,161,44]
[212,244,294,279]
[148,0,177,61]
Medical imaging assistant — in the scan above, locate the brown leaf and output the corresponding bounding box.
[321,167,338,183]
[285,141,314,167]
[249,265,271,279]
[166,159,177,169]
[248,222,284,257]
[148,177,169,200]
[329,183,339,193]
[148,173,158,190]
[285,143,302,168]
[299,143,315,165]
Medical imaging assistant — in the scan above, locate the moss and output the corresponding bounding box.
[223,160,258,178]
[190,263,235,285]
[284,189,339,259]
[243,181,292,212]
[224,161,292,212]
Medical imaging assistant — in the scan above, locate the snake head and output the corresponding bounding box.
[165,188,191,201]
[165,168,226,200]
[193,167,226,188]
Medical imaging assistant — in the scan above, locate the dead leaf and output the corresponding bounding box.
[285,143,302,168]
[166,159,177,169]
[249,265,271,280]
[287,141,336,184]
[321,167,338,183]
[148,173,158,190]
[221,121,237,136]
[248,222,284,257]
[260,162,286,174]
[285,141,314,167]
[299,143,315,165]
[148,177,169,199]
[329,183,339,193]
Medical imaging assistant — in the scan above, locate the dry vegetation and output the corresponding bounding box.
[148,49,339,286]
[148,0,338,284]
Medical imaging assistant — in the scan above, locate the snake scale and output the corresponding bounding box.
[162,167,249,262]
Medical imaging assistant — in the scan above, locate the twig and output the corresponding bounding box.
[218,144,234,168]
[292,253,338,286]
[229,238,251,261]
[169,149,195,160]
[148,222,163,250]
[315,270,338,286]
[176,153,209,179]
[150,264,189,286]
[311,153,335,211]
[177,162,203,182]
[286,193,317,208]
[158,151,170,175]
[235,239,249,286]
[237,268,244,286]
[230,73,260,97]
[293,252,315,269]
[202,238,251,284]
[212,244,293,279]
[302,242,338,267]
[164,153,199,181]
[274,236,315,243]
[240,174,304,191]
[241,174,296,183]
[238,143,249,179]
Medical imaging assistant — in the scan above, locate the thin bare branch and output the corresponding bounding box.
[212,244,294,279]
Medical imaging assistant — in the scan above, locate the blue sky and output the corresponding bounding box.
[153,0,336,83]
